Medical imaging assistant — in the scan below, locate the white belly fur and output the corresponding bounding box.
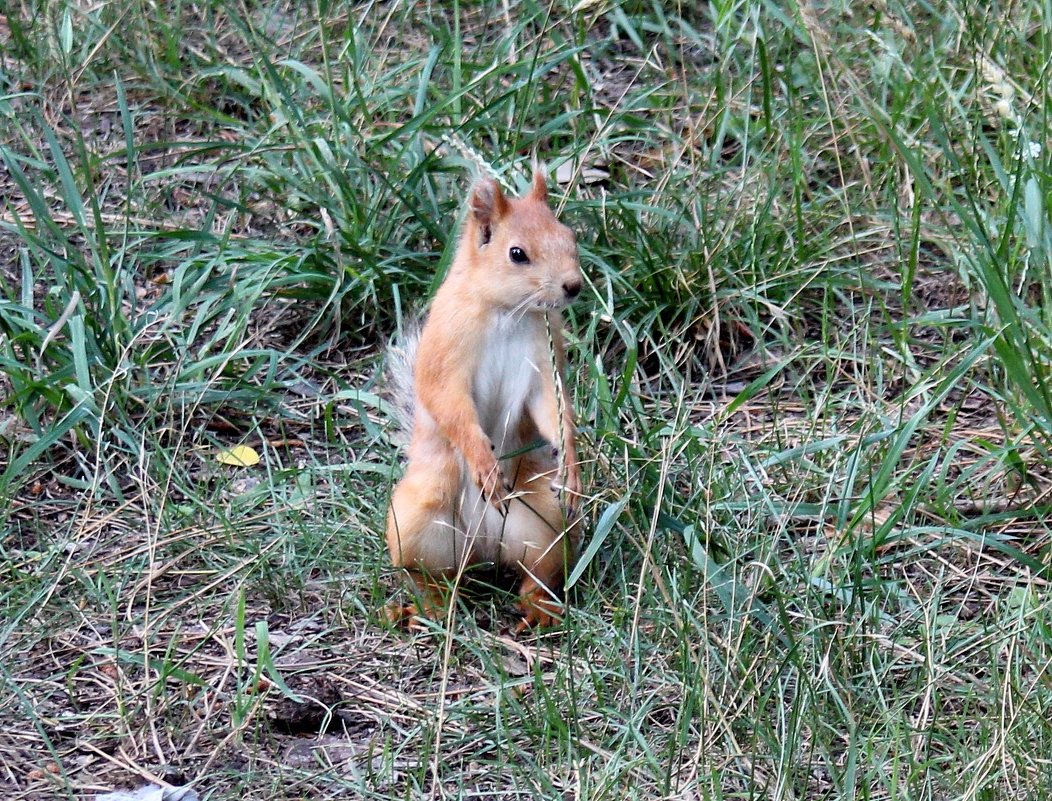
[457,313,545,562]
[474,314,542,450]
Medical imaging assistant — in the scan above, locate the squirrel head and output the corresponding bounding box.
[463,170,583,312]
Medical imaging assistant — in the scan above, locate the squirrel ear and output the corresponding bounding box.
[529,166,548,202]
[469,177,508,243]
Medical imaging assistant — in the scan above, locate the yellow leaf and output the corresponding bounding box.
[217,445,260,467]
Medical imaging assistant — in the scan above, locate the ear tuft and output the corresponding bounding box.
[470,177,508,237]
[530,166,549,202]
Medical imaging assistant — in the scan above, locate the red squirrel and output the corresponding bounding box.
[385,168,583,631]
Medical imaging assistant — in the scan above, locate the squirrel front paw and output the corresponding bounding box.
[551,464,582,518]
[475,459,512,510]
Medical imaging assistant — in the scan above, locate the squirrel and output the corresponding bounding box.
[385,168,584,632]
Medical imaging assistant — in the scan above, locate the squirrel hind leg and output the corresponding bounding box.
[385,456,469,630]
[386,455,464,571]
[497,460,574,633]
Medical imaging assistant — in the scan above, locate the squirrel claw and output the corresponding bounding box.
[477,464,513,511]
[551,470,582,519]
[515,585,564,633]
[384,601,438,633]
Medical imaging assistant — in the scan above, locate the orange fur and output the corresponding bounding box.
[386,170,583,632]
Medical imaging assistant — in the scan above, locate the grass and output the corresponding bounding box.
[1,0,1052,798]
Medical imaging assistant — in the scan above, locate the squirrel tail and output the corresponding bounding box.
[385,321,420,447]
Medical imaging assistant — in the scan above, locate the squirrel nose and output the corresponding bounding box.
[563,280,582,299]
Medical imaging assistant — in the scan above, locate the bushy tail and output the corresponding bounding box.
[385,321,421,448]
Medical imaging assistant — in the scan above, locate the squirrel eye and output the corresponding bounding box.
[509,246,530,265]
